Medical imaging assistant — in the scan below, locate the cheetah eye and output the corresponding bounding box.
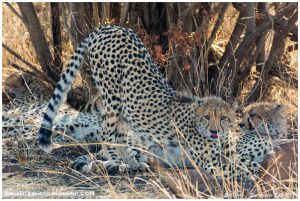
[203,115,210,120]
[220,116,227,121]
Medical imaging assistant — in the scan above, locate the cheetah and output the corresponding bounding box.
[239,102,288,139]
[3,73,53,111]
[231,102,291,181]
[71,95,238,174]
[38,25,238,174]
[2,73,102,142]
[2,101,101,141]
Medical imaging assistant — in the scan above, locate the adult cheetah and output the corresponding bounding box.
[38,25,236,174]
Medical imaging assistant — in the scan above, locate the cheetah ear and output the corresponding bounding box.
[274,103,285,114]
[231,101,240,112]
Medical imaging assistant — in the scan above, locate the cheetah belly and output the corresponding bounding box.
[150,145,193,168]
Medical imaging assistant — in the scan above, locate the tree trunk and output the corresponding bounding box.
[246,10,298,102]
[18,2,58,82]
[50,2,63,74]
[68,2,90,48]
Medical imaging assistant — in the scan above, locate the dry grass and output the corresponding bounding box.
[2,2,298,199]
[2,128,297,198]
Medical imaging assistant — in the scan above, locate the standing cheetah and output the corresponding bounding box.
[38,25,237,174]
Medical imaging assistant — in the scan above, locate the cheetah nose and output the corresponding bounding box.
[238,123,245,128]
[210,130,219,134]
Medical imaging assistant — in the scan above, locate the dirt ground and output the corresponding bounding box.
[2,145,174,199]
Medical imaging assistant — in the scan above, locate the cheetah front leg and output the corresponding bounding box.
[72,114,148,174]
[113,119,149,172]
[96,114,148,174]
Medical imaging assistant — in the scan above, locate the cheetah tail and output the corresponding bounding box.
[38,37,90,153]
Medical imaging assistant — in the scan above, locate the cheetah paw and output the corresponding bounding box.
[129,162,150,172]
[38,143,61,153]
[101,160,130,175]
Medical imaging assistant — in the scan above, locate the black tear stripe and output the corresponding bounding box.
[220,123,224,133]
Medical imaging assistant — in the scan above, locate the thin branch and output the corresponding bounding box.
[218,8,246,69]
[3,43,40,72]
[7,59,35,75]
[233,3,297,66]
[92,3,100,26]
[210,5,246,94]
[234,32,267,86]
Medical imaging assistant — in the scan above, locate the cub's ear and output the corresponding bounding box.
[232,101,245,113]
[231,101,239,112]
[274,103,285,114]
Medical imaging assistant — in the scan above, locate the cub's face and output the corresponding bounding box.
[239,113,267,135]
[239,102,285,138]
[194,97,235,140]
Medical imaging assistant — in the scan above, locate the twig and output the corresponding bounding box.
[8,59,34,75]
[211,6,246,94]
[92,2,100,26]
[218,9,246,69]
[233,3,297,68]
[3,43,40,72]
[229,4,297,90]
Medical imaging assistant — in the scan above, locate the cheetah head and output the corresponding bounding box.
[238,102,287,139]
[4,72,50,97]
[193,96,236,140]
